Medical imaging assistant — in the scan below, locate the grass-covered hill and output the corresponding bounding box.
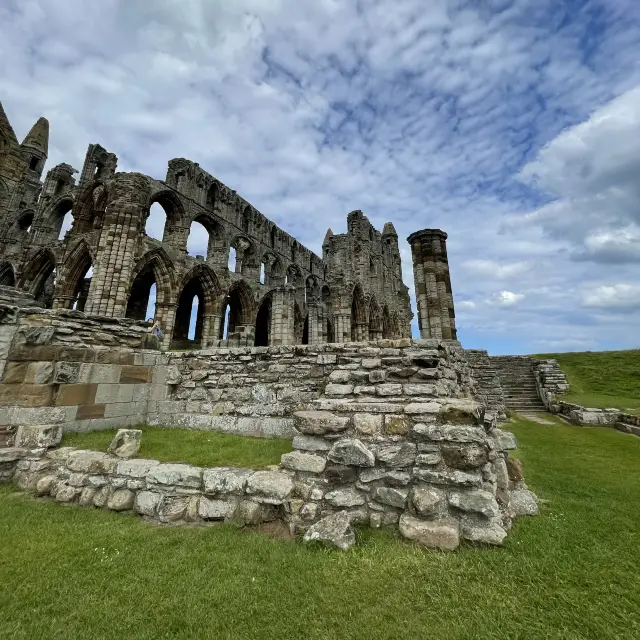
[534,349,640,414]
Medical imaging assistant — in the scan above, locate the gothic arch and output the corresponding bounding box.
[351,283,367,342]
[294,301,309,345]
[0,261,15,287]
[172,263,223,347]
[369,297,383,341]
[254,291,273,347]
[191,213,227,264]
[73,181,109,232]
[219,280,255,342]
[41,195,74,238]
[125,248,176,321]
[56,240,94,309]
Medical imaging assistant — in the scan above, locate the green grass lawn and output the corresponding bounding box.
[2,416,639,639]
[61,427,292,469]
[535,349,640,414]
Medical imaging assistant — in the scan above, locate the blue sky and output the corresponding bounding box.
[1,0,639,353]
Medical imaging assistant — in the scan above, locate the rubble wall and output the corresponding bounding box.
[150,339,476,438]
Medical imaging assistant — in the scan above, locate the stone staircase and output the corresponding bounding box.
[490,356,546,413]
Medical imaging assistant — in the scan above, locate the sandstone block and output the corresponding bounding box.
[107,488,135,511]
[246,470,294,504]
[135,490,161,516]
[399,514,460,551]
[293,410,350,436]
[462,522,507,546]
[15,425,62,449]
[107,429,142,458]
[67,451,117,474]
[413,423,485,443]
[116,458,159,478]
[405,402,440,415]
[303,511,355,551]
[147,463,202,489]
[280,451,326,473]
[198,497,235,520]
[376,383,402,397]
[509,489,539,516]
[359,468,411,485]
[441,443,487,469]
[157,495,190,522]
[325,487,365,507]
[25,361,54,384]
[328,370,351,383]
[373,486,408,508]
[325,384,353,396]
[384,415,411,435]
[413,468,482,487]
[327,439,375,467]
[448,490,499,518]
[0,447,27,463]
[292,434,331,452]
[374,441,417,468]
[203,468,253,495]
[353,413,383,435]
[410,486,445,518]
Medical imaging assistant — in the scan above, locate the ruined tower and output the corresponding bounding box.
[407,229,457,340]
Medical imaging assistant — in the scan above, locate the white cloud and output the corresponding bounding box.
[1,0,639,353]
[485,291,525,307]
[583,284,640,311]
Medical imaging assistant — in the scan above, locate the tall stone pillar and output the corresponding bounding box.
[407,229,457,340]
[270,288,295,346]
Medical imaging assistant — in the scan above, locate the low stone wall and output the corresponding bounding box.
[150,339,475,439]
[552,400,640,436]
[2,445,290,526]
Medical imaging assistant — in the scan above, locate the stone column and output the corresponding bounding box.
[334,313,350,343]
[407,229,457,340]
[270,287,295,346]
[307,302,321,345]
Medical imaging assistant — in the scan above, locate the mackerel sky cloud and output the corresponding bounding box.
[1,0,639,354]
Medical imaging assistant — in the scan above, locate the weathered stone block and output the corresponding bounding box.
[75,404,106,419]
[448,490,499,517]
[441,443,487,469]
[413,468,482,487]
[462,522,507,546]
[25,361,54,384]
[325,384,354,396]
[135,490,161,516]
[293,410,350,436]
[374,441,417,468]
[116,458,158,478]
[509,489,538,516]
[246,470,294,504]
[376,383,402,396]
[410,486,445,518]
[353,413,383,435]
[14,425,62,449]
[0,383,53,407]
[107,429,142,458]
[325,487,365,507]
[203,468,253,495]
[147,463,202,488]
[67,451,117,474]
[107,488,135,511]
[281,451,326,473]
[292,434,331,452]
[384,415,411,435]
[405,402,440,415]
[55,383,98,406]
[372,486,408,508]
[198,497,235,520]
[157,495,190,522]
[303,511,355,550]
[399,514,460,551]
[327,439,375,467]
[119,365,152,384]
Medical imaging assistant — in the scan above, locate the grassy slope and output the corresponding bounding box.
[2,417,639,640]
[61,427,292,469]
[535,349,640,413]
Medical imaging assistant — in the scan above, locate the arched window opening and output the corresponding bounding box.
[173,277,205,347]
[351,285,366,342]
[145,202,166,241]
[18,212,33,234]
[126,264,157,321]
[228,247,237,272]
[220,304,230,339]
[207,183,218,211]
[219,283,252,344]
[29,157,39,171]
[187,220,208,258]
[0,262,15,287]
[259,262,265,284]
[254,296,271,346]
[58,212,73,240]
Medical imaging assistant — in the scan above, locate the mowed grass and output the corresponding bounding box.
[62,427,292,469]
[535,349,640,414]
[2,417,640,639]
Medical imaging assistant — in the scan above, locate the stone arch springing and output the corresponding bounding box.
[219,280,254,344]
[56,240,94,310]
[286,264,301,288]
[19,248,57,307]
[229,235,257,278]
[305,275,319,303]
[172,263,221,348]
[0,262,15,287]
[369,297,383,341]
[351,283,367,342]
[254,293,272,346]
[41,196,74,241]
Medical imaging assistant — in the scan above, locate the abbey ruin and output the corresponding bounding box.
[0,104,562,550]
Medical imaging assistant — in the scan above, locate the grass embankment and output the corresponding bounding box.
[535,349,640,414]
[2,416,639,639]
[62,427,292,469]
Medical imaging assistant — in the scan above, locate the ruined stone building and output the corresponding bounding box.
[0,103,420,348]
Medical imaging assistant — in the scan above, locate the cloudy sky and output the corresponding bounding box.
[1,0,639,354]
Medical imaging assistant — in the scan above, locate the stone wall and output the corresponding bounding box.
[151,339,476,439]
[2,445,291,527]
[0,305,163,438]
[464,350,506,419]
[532,359,569,409]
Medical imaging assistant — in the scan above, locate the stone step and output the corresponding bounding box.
[616,422,640,437]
